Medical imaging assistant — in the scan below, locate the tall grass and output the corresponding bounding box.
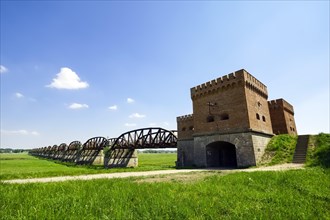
[1,168,329,219]
[0,153,176,180]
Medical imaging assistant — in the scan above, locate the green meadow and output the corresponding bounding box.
[0,153,176,180]
[1,168,329,219]
[1,134,329,219]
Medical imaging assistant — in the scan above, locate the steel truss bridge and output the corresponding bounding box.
[109,127,177,150]
[30,127,177,166]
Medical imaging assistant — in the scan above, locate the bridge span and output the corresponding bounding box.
[29,127,178,167]
[109,127,177,150]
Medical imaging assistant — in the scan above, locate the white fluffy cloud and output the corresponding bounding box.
[0,65,8,73]
[68,103,89,109]
[30,131,40,135]
[129,113,146,118]
[1,129,40,136]
[127,98,135,103]
[108,105,118,110]
[47,67,89,89]
[124,123,137,127]
[15,92,24,98]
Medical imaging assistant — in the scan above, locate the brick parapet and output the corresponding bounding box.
[191,69,268,100]
[244,70,268,98]
[268,98,294,115]
[177,114,194,140]
[177,114,194,122]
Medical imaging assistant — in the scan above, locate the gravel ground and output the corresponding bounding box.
[2,163,304,184]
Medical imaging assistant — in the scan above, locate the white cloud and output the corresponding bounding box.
[31,131,40,136]
[0,65,8,73]
[46,67,89,89]
[149,123,157,126]
[68,103,89,109]
[124,123,137,127]
[108,105,118,110]
[15,92,24,98]
[1,129,40,136]
[129,113,146,118]
[127,98,135,103]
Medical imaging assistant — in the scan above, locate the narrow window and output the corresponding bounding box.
[207,115,215,122]
[220,113,229,120]
[189,126,194,131]
[262,116,266,122]
[182,127,186,131]
[256,113,260,120]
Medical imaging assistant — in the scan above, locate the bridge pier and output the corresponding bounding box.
[92,150,105,165]
[104,149,138,168]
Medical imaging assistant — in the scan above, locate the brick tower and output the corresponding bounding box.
[268,99,297,135]
[177,69,297,168]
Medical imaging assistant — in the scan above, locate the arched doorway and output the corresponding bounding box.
[206,141,237,168]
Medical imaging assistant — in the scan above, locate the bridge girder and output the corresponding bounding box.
[111,127,177,149]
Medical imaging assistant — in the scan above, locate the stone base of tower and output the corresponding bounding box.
[177,131,273,168]
[176,139,194,167]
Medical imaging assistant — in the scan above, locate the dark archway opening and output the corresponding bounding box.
[206,141,237,168]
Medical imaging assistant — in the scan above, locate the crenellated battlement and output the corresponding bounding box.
[268,98,294,114]
[244,70,268,98]
[177,114,194,140]
[191,69,268,99]
[177,114,194,122]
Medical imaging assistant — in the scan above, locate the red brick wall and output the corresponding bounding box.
[268,99,297,135]
[190,69,273,135]
[177,114,194,140]
[177,69,297,140]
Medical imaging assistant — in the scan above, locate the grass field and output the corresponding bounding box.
[0,153,176,180]
[1,144,330,219]
[1,168,329,219]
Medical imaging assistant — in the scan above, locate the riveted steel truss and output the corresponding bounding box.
[76,137,109,165]
[29,127,178,167]
[63,141,82,162]
[111,127,177,150]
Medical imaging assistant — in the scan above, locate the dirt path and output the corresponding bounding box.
[2,163,304,184]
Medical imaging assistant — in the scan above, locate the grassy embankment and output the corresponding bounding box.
[0,153,176,180]
[306,133,330,168]
[1,134,329,219]
[260,134,298,165]
[261,133,330,167]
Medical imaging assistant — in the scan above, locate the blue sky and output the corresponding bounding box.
[1,1,329,149]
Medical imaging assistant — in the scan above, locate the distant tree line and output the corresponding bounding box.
[138,150,177,154]
[0,148,30,153]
